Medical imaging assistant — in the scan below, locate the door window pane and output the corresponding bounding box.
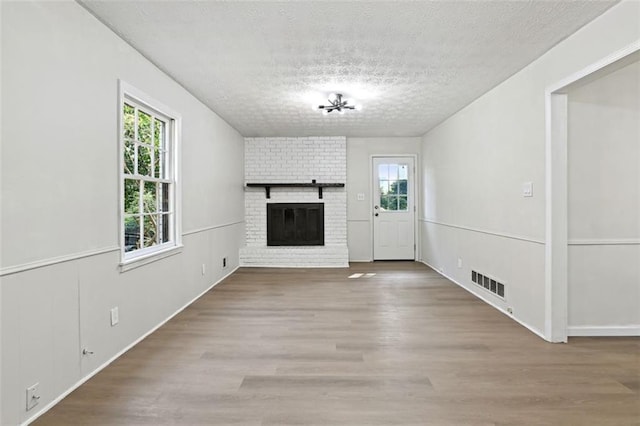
[378,164,389,180]
[399,164,408,180]
[398,180,407,195]
[388,164,398,180]
[388,196,399,211]
[379,181,389,195]
[377,162,409,212]
[399,196,408,211]
[388,180,398,194]
[380,194,390,211]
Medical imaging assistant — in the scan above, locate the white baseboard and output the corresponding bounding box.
[568,325,640,337]
[22,266,239,426]
[419,259,548,342]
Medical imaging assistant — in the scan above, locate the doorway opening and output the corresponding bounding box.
[545,42,640,342]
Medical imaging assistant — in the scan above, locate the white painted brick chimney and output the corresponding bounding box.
[240,136,348,267]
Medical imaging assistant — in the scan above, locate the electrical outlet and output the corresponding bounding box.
[110,307,119,326]
[201,263,206,275]
[522,182,533,197]
[222,257,227,268]
[26,383,40,411]
[457,257,463,268]
[507,307,514,315]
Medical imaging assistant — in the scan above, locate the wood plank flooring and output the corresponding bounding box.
[35,262,640,425]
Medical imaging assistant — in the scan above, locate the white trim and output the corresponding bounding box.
[0,246,120,277]
[420,218,544,245]
[119,81,181,120]
[546,40,640,94]
[568,325,640,337]
[182,220,245,236]
[118,80,183,265]
[545,93,569,343]
[122,240,177,262]
[20,265,240,426]
[544,40,640,344]
[371,154,419,261]
[119,245,183,273]
[420,259,547,341]
[568,238,640,246]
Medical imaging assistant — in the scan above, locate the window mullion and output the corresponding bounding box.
[150,118,155,179]
[138,179,144,250]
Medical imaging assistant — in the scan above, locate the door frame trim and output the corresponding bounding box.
[544,40,640,342]
[370,154,419,261]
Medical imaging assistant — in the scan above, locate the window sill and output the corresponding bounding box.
[119,245,183,272]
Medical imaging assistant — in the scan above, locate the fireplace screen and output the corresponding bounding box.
[267,203,324,246]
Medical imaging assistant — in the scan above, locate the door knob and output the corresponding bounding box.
[374,205,379,209]
[374,213,379,217]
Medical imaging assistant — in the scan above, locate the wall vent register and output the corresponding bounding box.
[471,270,505,298]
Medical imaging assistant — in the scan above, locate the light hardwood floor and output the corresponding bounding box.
[35,262,639,425]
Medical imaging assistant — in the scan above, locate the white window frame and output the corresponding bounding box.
[118,81,182,271]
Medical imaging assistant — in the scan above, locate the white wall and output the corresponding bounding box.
[240,137,348,267]
[346,137,421,261]
[567,61,640,334]
[0,2,245,424]
[419,0,640,338]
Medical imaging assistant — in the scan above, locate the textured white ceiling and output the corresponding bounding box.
[81,1,616,137]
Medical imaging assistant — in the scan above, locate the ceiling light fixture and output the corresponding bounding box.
[317,93,361,114]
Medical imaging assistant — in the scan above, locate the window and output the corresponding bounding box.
[120,83,180,265]
[378,163,408,211]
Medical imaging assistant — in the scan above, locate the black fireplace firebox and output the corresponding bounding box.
[267,203,324,246]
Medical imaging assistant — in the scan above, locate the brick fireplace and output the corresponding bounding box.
[239,136,348,267]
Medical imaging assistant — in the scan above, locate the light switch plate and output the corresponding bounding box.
[523,182,533,197]
[357,193,365,201]
[110,307,119,326]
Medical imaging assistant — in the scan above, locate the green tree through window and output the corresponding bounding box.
[378,163,408,211]
[122,98,173,255]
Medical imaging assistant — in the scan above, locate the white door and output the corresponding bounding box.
[373,157,415,260]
